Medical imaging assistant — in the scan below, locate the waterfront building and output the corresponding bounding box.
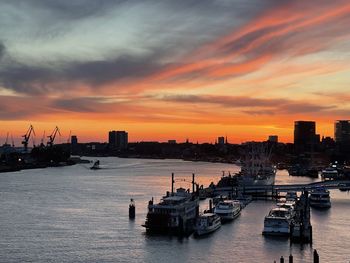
[109,130,128,149]
[168,140,176,144]
[294,121,319,152]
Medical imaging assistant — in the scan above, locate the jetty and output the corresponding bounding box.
[211,180,350,198]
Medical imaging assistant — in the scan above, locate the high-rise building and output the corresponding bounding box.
[71,135,78,145]
[217,136,225,145]
[109,130,128,149]
[268,135,278,143]
[335,120,350,144]
[294,121,319,151]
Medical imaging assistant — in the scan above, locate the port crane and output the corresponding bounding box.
[22,125,35,153]
[47,126,61,147]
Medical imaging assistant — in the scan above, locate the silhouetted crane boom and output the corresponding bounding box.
[22,125,35,152]
[47,126,61,147]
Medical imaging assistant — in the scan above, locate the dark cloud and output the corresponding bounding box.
[0,54,165,95]
[160,94,336,115]
[51,97,114,113]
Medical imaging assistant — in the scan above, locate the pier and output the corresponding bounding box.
[212,180,350,198]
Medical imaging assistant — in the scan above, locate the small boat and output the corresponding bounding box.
[309,188,331,208]
[194,213,221,236]
[90,160,101,170]
[262,207,292,236]
[214,200,241,222]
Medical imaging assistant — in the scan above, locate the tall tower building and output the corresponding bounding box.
[335,120,350,144]
[109,130,128,149]
[294,121,319,151]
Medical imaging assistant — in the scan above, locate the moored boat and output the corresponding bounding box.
[194,213,221,236]
[309,188,331,208]
[143,174,199,235]
[214,200,241,222]
[262,207,292,236]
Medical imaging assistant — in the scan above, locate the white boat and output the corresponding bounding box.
[262,207,292,236]
[309,188,331,208]
[276,201,295,217]
[214,200,241,222]
[194,213,221,236]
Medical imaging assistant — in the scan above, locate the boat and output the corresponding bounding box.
[90,160,101,170]
[321,167,338,180]
[262,207,292,236]
[309,188,331,208]
[194,213,221,236]
[143,174,199,235]
[338,183,350,191]
[214,143,276,189]
[214,200,241,222]
[236,143,276,186]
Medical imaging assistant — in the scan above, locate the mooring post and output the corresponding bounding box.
[289,254,293,263]
[171,173,174,194]
[209,199,213,212]
[192,173,195,193]
[280,256,284,263]
[313,249,319,263]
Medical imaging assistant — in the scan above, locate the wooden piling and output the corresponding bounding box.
[280,256,284,263]
[289,254,293,263]
[313,249,319,263]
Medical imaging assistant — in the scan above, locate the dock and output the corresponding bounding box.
[211,180,350,198]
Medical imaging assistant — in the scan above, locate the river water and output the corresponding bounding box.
[0,157,349,263]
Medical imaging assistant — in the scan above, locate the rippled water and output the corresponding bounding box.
[1,157,350,262]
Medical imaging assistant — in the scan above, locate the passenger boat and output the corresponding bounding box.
[214,200,241,222]
[262,207,292,236]
[143,174,199,235]
[309,188,331,208]
[194,213,221,236]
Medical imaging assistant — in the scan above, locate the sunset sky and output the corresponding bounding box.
[1,0,350,144]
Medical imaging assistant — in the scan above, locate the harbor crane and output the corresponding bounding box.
[22,125,35,153]
[47,126,61,147]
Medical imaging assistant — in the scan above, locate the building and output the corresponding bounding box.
[109,130,128,149]
[294,121,319,152]
[268,135,278,143]
[335,120,350,144]
[168,140,177,144]
[217,136,225,145]
[71,135,78,145]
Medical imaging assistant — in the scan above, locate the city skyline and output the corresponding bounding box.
[1,1,350,143]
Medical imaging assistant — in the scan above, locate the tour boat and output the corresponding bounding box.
[143,174,199,235]
[214,200,241,222]
[309,188,331,208]
[262,207,292,236]
[194,213,221,236]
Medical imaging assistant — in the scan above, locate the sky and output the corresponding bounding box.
[1,0,350,144]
